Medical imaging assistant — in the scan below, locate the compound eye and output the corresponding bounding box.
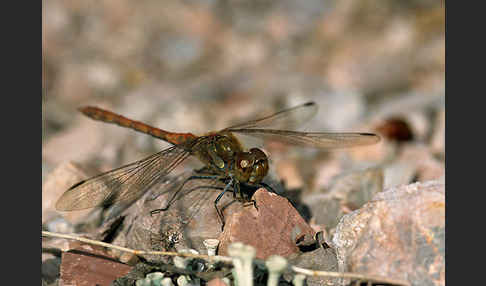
[235,152,254,182]
[249,148,267,161]
[248,148,268,184]
[237,152,254,170]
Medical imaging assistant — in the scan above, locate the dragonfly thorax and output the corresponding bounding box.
[195,134,269,184]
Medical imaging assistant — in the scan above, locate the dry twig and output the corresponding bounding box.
[42,231,411,286]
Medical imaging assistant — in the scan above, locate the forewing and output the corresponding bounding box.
[228,129,380,149]
[55,145,191,211]
[223,102,318,131]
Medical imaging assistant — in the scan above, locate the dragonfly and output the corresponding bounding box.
[55,102,380,229]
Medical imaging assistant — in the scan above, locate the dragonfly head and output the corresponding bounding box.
[234,148,269,184]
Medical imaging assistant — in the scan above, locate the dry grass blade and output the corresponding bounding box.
[41,231,232,263]
[291,265,411,286]
[42,231,411,286]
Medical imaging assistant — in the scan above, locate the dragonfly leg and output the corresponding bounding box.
[233,180,242,200]
[232,184,237,199]
[244,181,280,211]
[234,180,248,202]
[242,200,258,211]
[235,181,258,211]
[214,178,234,231]
[150,174,221,216]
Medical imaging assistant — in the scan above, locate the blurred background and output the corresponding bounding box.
[42,0,444,230]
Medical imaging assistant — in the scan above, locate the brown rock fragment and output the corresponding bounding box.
[207,277,229,286]
[218,189,316,260]
[59,243,133,286]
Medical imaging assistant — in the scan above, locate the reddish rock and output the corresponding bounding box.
[218,189,316,260]
[207,277,229,286]
[332,180,444,286]
[59,242,133,286]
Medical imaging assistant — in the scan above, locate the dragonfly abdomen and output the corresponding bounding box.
[78,106,197,145]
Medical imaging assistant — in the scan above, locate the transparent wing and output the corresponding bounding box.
[227,129,380,149]
[55,145,192,211]
[158,174,228,223]
[223,102,318,131]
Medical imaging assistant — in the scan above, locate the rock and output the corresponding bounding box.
[275,159,304,189]
[218,189,316,260]
[383,161,418,189]
[374,112,431,143]
[84,62,121,92]
[42,162,96,225]
[155,35,204,72]
[53,62,94,103]
[42,117,106,167]
[304,194,342,231]
[42,235,69,285]
[430,108,445,156]
[328,167,384,211]
[44,217,75,235]
[59,242,133,286]
[207,277,229,286]
[375,117,414,142]
[287,246,339,286]
[42,254,61,285]
[304,167,384,232]
[397,143,445,182]
[332,180,444,286]
[380,143,444,189]
[346,137,393,164]
[407,111,431,142]
[43,238,71,255]
[312,153,343,191]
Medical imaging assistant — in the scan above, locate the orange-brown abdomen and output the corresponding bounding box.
[78,106,197,145]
